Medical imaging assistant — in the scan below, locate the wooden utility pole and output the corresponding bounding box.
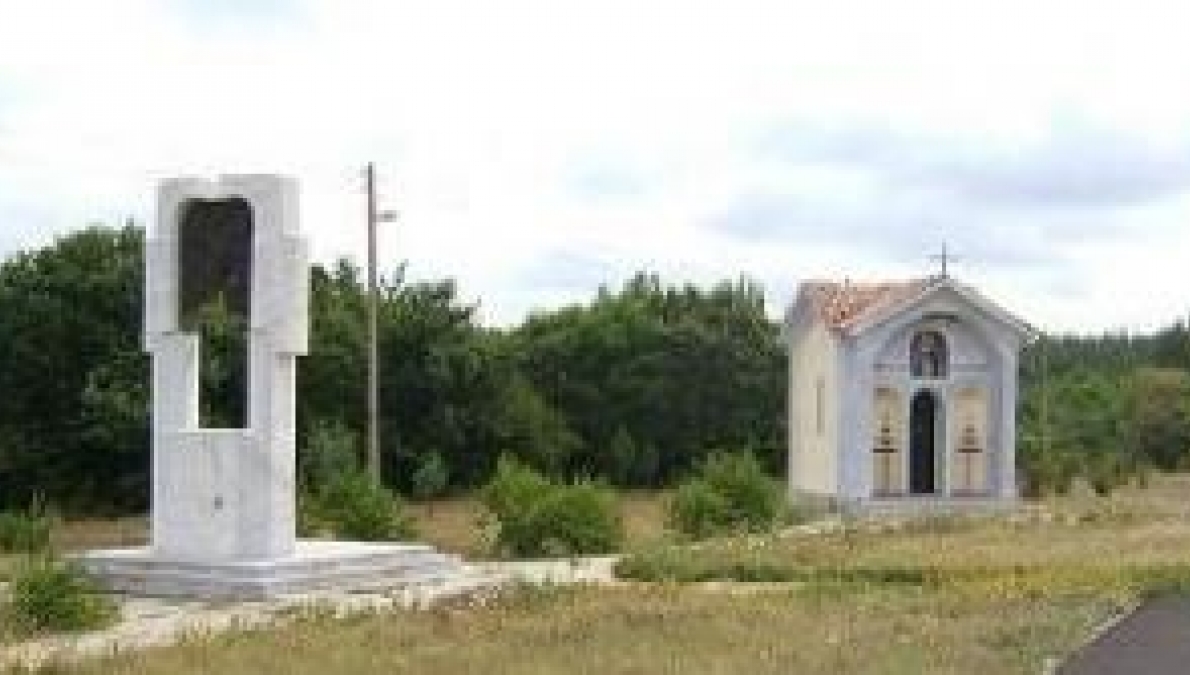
[1040,332,1050,461]
[366,163,380,483]
[364,164,397,483]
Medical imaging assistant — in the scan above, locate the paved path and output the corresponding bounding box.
[1060,596,1190,674]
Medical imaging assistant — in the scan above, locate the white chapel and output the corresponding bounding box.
[784,273,1035,510]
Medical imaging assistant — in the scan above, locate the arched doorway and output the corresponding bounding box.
[909,390,940,494]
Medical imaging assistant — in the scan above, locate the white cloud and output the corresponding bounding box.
[1,0,1189,332]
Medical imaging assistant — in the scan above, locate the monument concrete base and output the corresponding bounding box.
[77,540,465,599]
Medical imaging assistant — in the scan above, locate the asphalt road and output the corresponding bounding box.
[1060,595,1190,674]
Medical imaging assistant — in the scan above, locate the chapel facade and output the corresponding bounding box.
[784,274,1034,510]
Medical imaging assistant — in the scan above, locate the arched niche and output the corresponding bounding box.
[872,387,904,496]
[872,311,998,375]
[951,386,989,495]
[910,330,948,379]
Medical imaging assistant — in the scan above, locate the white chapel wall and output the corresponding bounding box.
[789,317,840,496]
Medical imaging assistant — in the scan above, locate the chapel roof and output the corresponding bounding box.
[791,274,1036,340]
[799,278,930,330]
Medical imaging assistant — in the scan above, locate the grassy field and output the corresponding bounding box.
[27,584,1115,675]
[7,477,1190,673]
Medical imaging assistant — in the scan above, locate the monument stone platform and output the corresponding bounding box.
[79,541,464,599]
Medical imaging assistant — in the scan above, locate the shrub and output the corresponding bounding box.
[481,457,623,557]
[701,452,783,528]
[305,471,415,542]
[668,451,783,539]
[0,512,52,554]
[1086,452,1130,497]
[530,480,623,556]
[481,456,553,524]
[411,452,450,502]
[668,479,731,540]
[0,503,53,554]
[1020,443,1081,499]
[300,420,361,492]
[5,557,115,633]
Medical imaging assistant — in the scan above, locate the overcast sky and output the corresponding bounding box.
[2,0,1189,333]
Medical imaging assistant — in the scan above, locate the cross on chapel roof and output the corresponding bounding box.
[928,243,960,278]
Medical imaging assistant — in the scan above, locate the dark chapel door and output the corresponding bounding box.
[909,390,938,494]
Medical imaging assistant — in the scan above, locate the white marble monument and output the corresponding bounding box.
[81,175,460,598]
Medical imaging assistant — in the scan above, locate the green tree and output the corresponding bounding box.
[0,226,146,512]
[511,273,786,486]
[1121,367,1190,471]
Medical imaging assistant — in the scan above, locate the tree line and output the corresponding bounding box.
[0,225,1186,513]
[1018,327,1190,496]
[0,226,783,513]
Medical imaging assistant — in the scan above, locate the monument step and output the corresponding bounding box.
[77,541,470,600]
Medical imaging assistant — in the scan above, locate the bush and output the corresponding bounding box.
[411,452,450,502]
[668,479,731,540]
[300,420,361,492]
[5,557,115,633]
[0,504,53,554]
[481,457,623,557]
[482,456,551,514]
[1087,452,1130,496]
[531,481,623,556]
[1021,448,1079,499]
[668,451,783,539]
[304,471,415,542]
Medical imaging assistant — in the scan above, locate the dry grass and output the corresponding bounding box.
[49,518,146,552]
[621,475,1190,587]
[0,519,146,583]
[34,584,1113,675]
[404,498,489,557]
[619,490,672,545]
[11,476,1190,673]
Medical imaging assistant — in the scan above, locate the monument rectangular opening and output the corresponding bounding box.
[178,197,252,428]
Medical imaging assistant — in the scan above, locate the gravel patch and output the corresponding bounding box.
[475,556,620,584]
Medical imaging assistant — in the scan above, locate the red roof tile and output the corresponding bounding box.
[801,279,929,330]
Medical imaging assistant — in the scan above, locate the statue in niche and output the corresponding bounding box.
[910,331,948,379]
